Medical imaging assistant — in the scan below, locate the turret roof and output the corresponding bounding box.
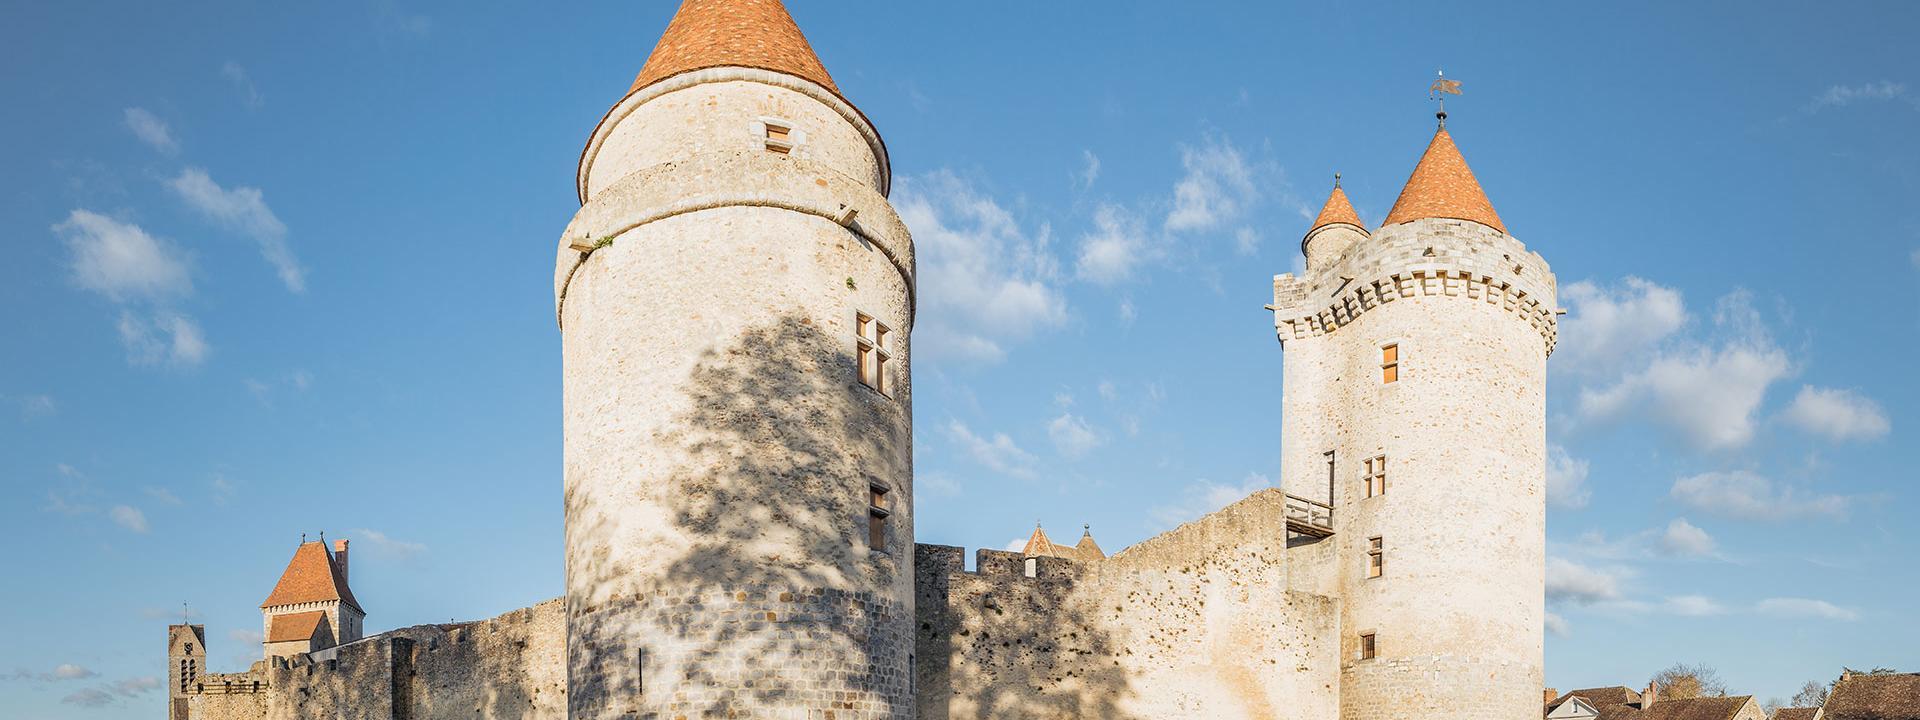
[1309,183,1365,234]
[1382,126,1506,234]
[261,541,362,613]
[265,610,332,644]
[631,0,837,95]
[1022,524,1107,562]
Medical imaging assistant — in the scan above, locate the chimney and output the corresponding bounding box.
[1642,680,1659,708]
[1544,688,1559,705]
[332,539,349,580]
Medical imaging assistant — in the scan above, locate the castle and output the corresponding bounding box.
[164,1,1558,718]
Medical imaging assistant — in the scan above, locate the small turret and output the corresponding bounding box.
[1302,173,1369,270]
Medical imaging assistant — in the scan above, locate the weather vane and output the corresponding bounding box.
[1429,69,1463,126]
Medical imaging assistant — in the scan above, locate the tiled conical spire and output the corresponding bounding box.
[631,0,837,94]
[1309,176,1365,233]
[1021,524,1054,557]
[1382,127,1506,233]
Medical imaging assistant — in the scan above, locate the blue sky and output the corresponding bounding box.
[3,1,1917,715]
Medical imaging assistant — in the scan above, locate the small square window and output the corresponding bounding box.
[1381,344,1399,384]
[1359,632,1377,660]
[764,122,794,154]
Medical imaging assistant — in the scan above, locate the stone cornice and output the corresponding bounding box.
[1275,265,1559,354]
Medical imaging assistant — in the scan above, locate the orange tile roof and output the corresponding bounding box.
[260,541,362,613]
[265,610,331,644]
[1382,127,1506,234]
[1310,184,1365,233]
[1022,525,1107,562]
[631,0,837,95]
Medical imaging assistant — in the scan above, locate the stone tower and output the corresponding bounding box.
[259,538,362,658]
[166,624,205,720]
[1272,115,1556,720]
[556,0,916,717]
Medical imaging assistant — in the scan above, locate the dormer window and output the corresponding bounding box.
[764,121,793,154]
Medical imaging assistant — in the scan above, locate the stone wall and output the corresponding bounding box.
[915,490,1341,720]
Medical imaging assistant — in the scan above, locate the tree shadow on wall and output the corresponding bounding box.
[566,315,914,718]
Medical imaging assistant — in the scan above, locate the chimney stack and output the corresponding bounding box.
[332,539,349,580]
[1642,681,1659,708]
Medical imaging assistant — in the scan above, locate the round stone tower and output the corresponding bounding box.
[1272,117,1556,720]
[555,1,916,718]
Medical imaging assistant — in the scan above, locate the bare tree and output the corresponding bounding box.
[1651,662,1729,699]
[1790,680,1829,708]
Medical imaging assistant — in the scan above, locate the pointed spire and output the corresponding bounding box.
[1074,526,1106,561]
[1382,126,1506,233]
[1021,524,1055,558]
[1309,174,1365,234]
[631,0,837,95]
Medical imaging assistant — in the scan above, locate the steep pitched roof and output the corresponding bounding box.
[1074,528,1106,560]
[1553,687,1645,710]
[1021,525,1107,562]
[1595,697,1758,720]
[1773,708,1822,720]
[631,0,836,95]
[260,541,362,613]
[1310,184,1365,233]
[265,610,332,644]
[1382,127,1507,233]
[1021,525,1058,558]
[1823,673,1920,720]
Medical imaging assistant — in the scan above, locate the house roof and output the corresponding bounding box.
[1074,528,1107,560]
[1309,183,1365,235]
[1772,708,1822,720]
[265,610,331,644]
[1552,687,1645,710]
[1381,126,1506,233]
[1594,696,1757,720]
[1823,673,1920,720]
[1021,524,1106,562]
[260,541,362,612]
[630,0,836,95]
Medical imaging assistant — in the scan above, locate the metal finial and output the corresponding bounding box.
[1429,69,1463,128]
[301,532,307,543]
[1333,172,1342,189]
[1082,523,1091,536]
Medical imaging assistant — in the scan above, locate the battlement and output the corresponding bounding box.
[1273,217,1558,353]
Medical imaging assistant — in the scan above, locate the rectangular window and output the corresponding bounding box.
[856,313,891,395]
[1381,344,1399,383]
[764,122,793,154]
[1359,632,1377,660]
[1364,455,1387,498]
[868,483,892,552]
[1367,536,1384,578]
[1324,450,1336,503]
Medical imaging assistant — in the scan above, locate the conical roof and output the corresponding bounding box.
[1021,525,1055,558]
[631,0,837,94]
[1382,127,1506,233]
[1074,527,1106,560]
[1309,183,1365,233]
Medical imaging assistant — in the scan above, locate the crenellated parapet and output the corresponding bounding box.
[1272,217,1558,354]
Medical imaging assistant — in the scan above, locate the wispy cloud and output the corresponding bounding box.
[54,210,209,367]
[945,420,1039,480]
[1075,203,1150,284]
[1578,290,1790,450]
[1555,278,1687,378]
[123,108,178,155]
[109,505,149,533]
[1546,557,1625,604]
[1076,149,1100,190]
[1658,518,1716,557]
[1046,412,1104,459]
[896,171,1066,364]
[221,61,264,109]
[1149,473,1271,529]
[352,528,427,559]
[1779,385,1890,442]
[117,311,209,367]
[1805,81,1911,113]
[1670,470,1848,522]
[1546,444,1592,509]
[168,168,305,293]
[1755,597,1859,621]
[1165,134,1258,234]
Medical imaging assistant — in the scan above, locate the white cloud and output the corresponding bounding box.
[229,629,264,645]
[168,168,305,293]
[1670,470,1847,522]
[63,689,115,707]
[1002,536,1030,553]
[896,172,1066,364]
[1165,135,1257,233]
[109,505,148,533]
[123,108,178,154]
[143,486,182,506]
[1150,473,1272,528]
[117,311,209,367]
[1544,612,1570,637]
[20,394,56,418]
[1077,149,1100,189]
[1806,81,1909,112]
[1117,298,1136,326]
[56,210,192,302]
[1659,518,1715,557]
[946,420,1038,480]
[1555,278,1687,377]
[1233,227,1261,256]
[1076,202,1150,285]
[1780,385,1890,442]
[222,61,263,109]
[1578,292,1790,450]
[1097,380,1118,402]
[1755,597,1859,621]
[1546,444,1591,509]
[1047,413,1103,459]
[50,664,96,680]
[1664,594,1725,617]
[352,528,427,559]
[1545,557,1623,604]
